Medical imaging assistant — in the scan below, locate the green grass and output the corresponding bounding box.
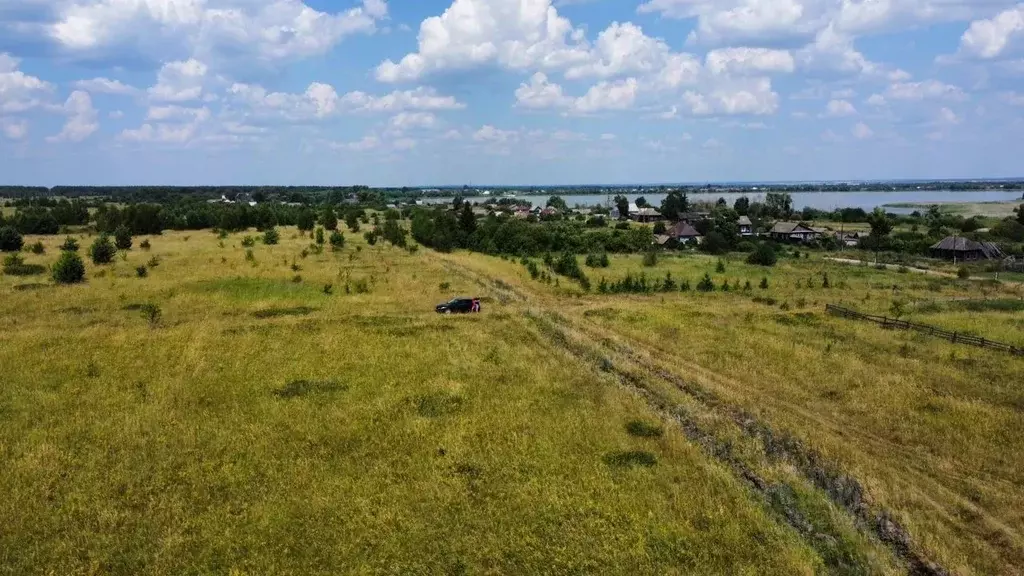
[445,248,1024,575]
[1,230,843,575]
[5,231,1020,574]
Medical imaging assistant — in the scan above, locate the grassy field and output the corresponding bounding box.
[444,250,1024,575]
[1,230,891,575]
[882,201,1022,218]
[2,230,1022,574]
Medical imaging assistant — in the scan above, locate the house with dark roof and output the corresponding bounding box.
[929,237,1004,261]
[769,222,821,243]
[666,221,703,244]
[737,216,754,236]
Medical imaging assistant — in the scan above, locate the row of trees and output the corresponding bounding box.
[2,199,374,237]
[411,204,654,256]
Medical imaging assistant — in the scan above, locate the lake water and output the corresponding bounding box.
[426,190,1023,213]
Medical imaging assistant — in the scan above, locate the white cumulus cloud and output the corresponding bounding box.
[47,90,99,143]
[705,47,795,75]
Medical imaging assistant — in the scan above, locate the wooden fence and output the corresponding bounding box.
[825,304,1024,357]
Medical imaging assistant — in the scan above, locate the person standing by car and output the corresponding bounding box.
[471,298,480,313]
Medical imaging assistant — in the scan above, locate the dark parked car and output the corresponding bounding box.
[436,297,481,314]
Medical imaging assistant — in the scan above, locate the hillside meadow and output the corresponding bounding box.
[444,249,1024,575]
[2,228,1022,574]
[2,229,885,575]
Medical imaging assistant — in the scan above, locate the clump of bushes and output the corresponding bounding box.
[263,228,280,245]
[747,244,777,267]
[89,234,117,265]
[552,252,590,290]
[329,230,345,250]
[52,252,86,284]
[585,253,610,268]
[0,226,23,252]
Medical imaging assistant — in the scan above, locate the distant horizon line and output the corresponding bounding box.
[9,177,1024,189]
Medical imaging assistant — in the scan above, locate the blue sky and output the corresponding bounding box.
[1,0,1023,186]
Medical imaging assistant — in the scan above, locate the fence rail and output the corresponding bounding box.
[825,304,1024,357]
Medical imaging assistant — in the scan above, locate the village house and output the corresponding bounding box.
[769,222,821,243]
[630,207,662,223]
[666,221,703,244]
[929,237,1004,261]
[737,216,754,237]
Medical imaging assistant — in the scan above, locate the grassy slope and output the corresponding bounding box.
[1,231,837,575]
[447,251,1024,575]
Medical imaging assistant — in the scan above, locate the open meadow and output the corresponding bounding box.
[2,228,1023,575]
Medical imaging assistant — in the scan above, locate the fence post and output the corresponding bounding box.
[952,332,957,344]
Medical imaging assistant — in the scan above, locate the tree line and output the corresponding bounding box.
[410,203,653,256]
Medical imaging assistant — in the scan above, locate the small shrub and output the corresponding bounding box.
[353,278,370,294]
[957,266,970,280]
[625,420,663,438]
[721,279,730,292]
[135,265,148,278]
[29,241,45,255]
[61,237,80,252]
[241,236,256,248]
[822,273,830,288]
[140,239,151,250]
[292,274,303,283]
[642,250,658,267]
[147,256,161,268]
[245,249,255,262]
[696,273,715,292]
[291,261,301,272]
[759,277,769,290]
[315,227,325,245]
[680,279,691,292]
[263,227,280,245]
[89,234,116,265]
[51,252,86,284]
[218,229,229,239]
[140,304,161,326]
[329,230,345,250]
[322,283,333,295]
[661,272,677,292]
[716,260,726,273]
[114,225,133,250]
[743,280,752,291]
[439,282,451,291]
[780,301,791,311]
[0,226,24,252]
